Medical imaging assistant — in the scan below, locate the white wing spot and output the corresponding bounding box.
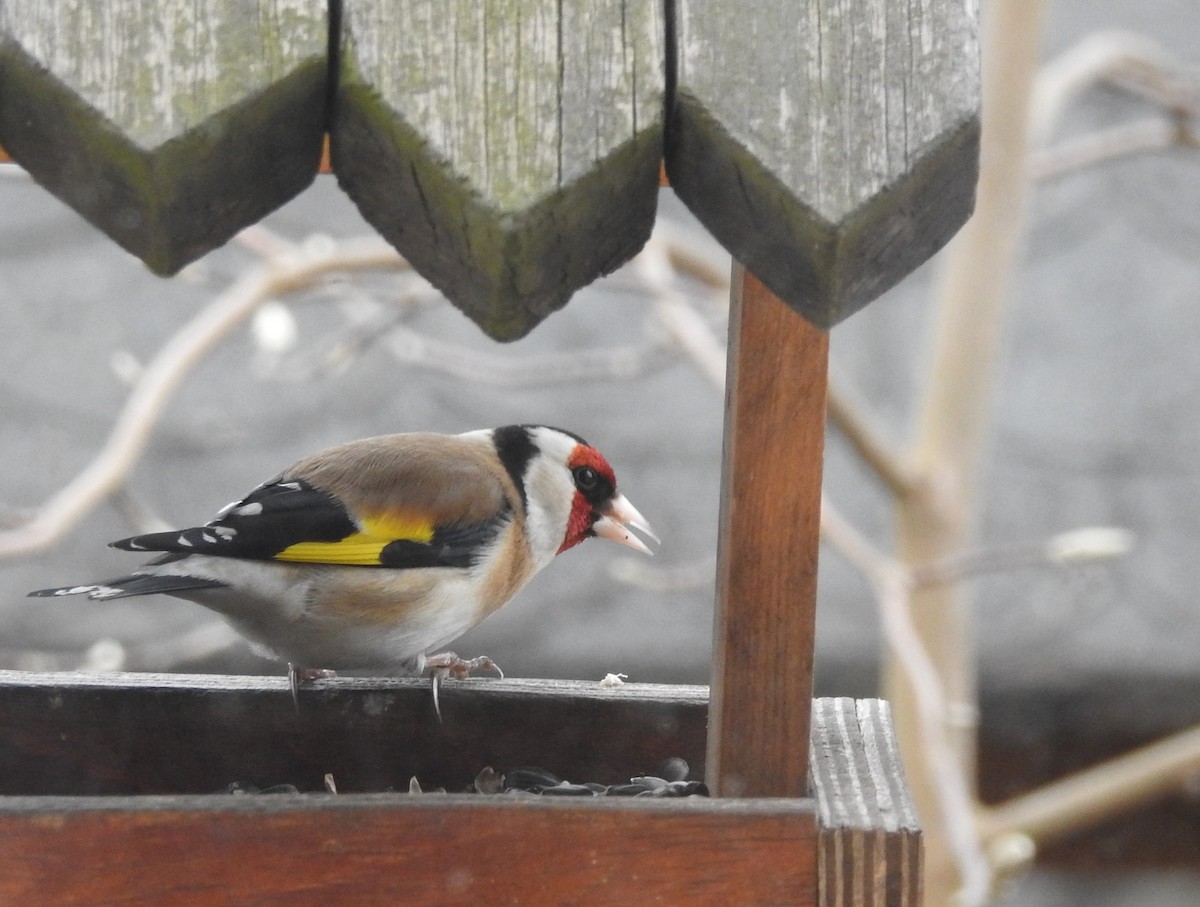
[214,526,238,540]
[200,532,218,544]
[278,482,302,492]
[234,502,264,517]
[177,535,194,547]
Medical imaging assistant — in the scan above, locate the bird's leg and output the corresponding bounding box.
[288,663,337,713]
[422,652,504,723]
[424,651,504,680]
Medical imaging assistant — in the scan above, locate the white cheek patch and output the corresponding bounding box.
[523,462,576,571]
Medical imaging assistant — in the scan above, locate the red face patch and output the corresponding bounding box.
[566,444,616,486]
[557,444,618,554]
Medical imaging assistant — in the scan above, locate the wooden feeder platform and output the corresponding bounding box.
[0,673,918,906]
[0,0,980,902]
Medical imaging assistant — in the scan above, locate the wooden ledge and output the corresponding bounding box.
[0,673,919,906]
[812,698,922,907]
[0,670,708,795]
[0,794,817,905]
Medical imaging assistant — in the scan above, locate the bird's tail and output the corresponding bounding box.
[28,574,225,601]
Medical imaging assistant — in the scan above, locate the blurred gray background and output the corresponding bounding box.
[2,0,1199,903]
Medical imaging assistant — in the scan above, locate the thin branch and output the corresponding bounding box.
[0,237,407,558]
[886,7,1046,905]
[649,218,732,293]
[911,526,1135,587]
[1031,116,1193,181]
[826,370,916,497]
[1031,30,1196,146]
[383,325,674,387]
[608,555,716,592]
[233,223,301,259]
[819,498,993,907]
[638,236,728,391]
[978,724,1200,846]
[663,242,730,292]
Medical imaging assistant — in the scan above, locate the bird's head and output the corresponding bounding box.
[495,425,657,568]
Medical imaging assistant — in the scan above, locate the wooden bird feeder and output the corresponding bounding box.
[0,1,978,903]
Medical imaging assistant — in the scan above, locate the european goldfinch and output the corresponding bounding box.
[30,425,656,689]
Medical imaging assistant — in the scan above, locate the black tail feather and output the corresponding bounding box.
[28,574,226,600]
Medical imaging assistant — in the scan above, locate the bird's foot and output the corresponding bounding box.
[424,651,504,681]
[288,664,337,713]
[424,652,504,721]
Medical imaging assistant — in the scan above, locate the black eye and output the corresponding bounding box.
[573,466,599,492]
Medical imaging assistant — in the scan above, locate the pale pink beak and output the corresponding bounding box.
[592,493,658,556]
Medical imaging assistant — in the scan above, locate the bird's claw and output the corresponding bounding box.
[425,652,504,681]
[424,652,503,721]
[288,664,336,713]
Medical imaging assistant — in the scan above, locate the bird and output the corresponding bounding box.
[30,425,657,703]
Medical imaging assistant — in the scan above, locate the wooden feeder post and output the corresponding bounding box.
[0,1,979,904]
[670,0,980,810]
[709,270,828,799]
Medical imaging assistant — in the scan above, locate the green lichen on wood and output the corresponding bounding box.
[333,0,665,340]
[669,0,980,327]
[0,0,328,274]
[670,90,979,327]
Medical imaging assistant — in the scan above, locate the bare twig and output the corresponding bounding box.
[912,526,1135,587]
[383,325,672,387]
[233,223,301,259]
[820,498,993,906]
[826,370,916,497]
[638,236,728,391]
[1029,30,1199,181]
[1,227,733,558]
[1032,30,1197,146]
[887,4,1047,904]
[1032,117,1196,181]
[608,555,716,592]
[978,724,1200,846]
[107,485,174,535]
[0,237,407,557]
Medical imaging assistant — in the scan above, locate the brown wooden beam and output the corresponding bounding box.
[708,265,829,798]
[0,795,817,906]
[0,672,707,796]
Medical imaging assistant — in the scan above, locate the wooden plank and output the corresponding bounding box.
[811,698,921,907]
[0,795,818,906]
[0,671,707,795]
[707,267,828,798]
[0,1,327,274]
[668,0,980,327]
[333,0,665,341]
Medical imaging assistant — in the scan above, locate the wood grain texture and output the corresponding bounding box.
[707,267,828,798]
[333,0,665,341]
[667,0,980,327]
[811,698,921,907]
[0,677,930,903]
[0,671,708,795]
[0,0,327,274]
[0,795,818,905]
